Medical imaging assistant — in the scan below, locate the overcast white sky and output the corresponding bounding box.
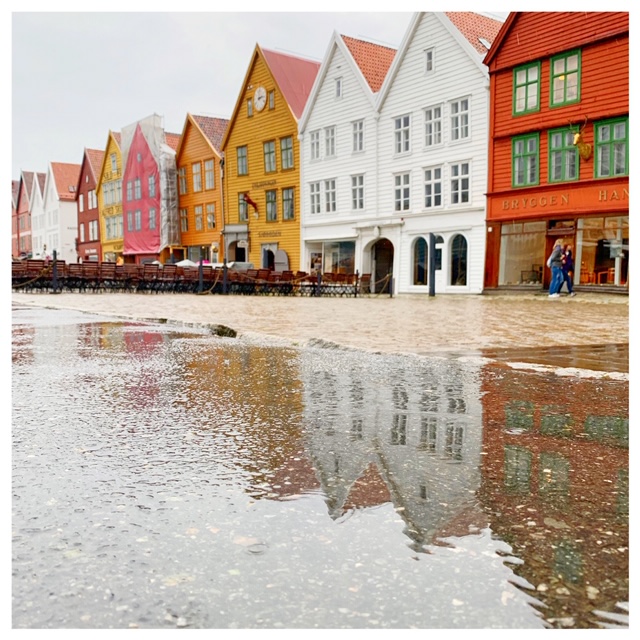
[8,2,630,182]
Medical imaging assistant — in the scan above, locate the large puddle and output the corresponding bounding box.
[11,307,628,629]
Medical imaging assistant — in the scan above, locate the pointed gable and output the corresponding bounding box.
[21,171,35,204]
[445,11,504,55]
[12,180,20,208]
[262,47,320,120]
[37,172,46,194]
[85,149,105,180]
[51,162,81,201]
[191,115,228,154]
[341,35,397,93]
[112,131,122,147]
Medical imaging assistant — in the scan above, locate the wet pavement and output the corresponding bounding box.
[11,300,629,629]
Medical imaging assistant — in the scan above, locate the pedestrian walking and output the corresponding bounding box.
[547,239,564,298]
[559,244,576,296]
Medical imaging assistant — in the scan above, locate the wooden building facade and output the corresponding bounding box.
[76,148,104,262]
[483,12,629,292]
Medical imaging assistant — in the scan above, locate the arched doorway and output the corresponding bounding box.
[373,238,394,293]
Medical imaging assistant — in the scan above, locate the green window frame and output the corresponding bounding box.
[266,190,277,221]
[595,118,628,178]
[264,141,276,173]
[513,62,540,115]
[548,128,578,183]
[512,133,539,187]
[550,50,581,107]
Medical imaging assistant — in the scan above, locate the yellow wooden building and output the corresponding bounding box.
[174,114,228,263]
[97,130,124,262]
[221,44,320,270]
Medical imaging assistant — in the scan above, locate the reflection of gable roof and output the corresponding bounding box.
[341,35,397,93]
[343,462,391,511]
[191,115,229,154]
[445,11,503,55]
[51,162,81,201]
[262,47,321,120]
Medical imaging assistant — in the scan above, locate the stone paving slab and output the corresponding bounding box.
[12,291,628,373]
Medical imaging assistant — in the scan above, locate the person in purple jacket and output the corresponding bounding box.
[559,243,576,296]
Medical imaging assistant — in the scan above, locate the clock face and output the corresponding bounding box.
[254,86,267,111]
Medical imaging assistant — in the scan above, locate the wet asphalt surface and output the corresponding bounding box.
[11,304,628,629]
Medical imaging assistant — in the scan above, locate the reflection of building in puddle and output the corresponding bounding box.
[478,365,628,628]
[301,351,486,550]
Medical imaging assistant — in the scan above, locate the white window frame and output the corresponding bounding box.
[310,182,321,214]
[424,166,443,209]
[425,47,435,74]
[394,115,411,155]
[450,98,470,142]
[204,159,215,189]
[335,77,343,98]
[394,172,411,211]
[450,161,470,205]
[280,136,294,170]
[352,120,364,153]
[324,179,336,213]
[424,105,443,147]
[351,174,364,210]
[325,126,336,158]
[310,130,320,161]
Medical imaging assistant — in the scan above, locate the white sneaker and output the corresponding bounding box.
[548,293,560,298]
[569,292,576,297]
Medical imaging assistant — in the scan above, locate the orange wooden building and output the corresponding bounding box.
[174,114,228,263]
[483,12,629,292]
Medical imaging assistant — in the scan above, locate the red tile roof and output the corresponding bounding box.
[112,131,122,147]
[262,48,321,120]
[164,132,181,151]
[37,172,46,195]
[446,11,503,54]
[50,162,81,201]
[86,148,105,180]
[12,180,20,207]
[192,115,229,154]
[22,171,35,202]
[341,35,397,93]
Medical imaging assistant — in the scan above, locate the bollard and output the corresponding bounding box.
[389,275,393,298]
[316,271,322,297]
[51,250,60,294]
[198,247,204,294]
[223,258,228,295]
[428,232,436,297]
[354,270,359,298]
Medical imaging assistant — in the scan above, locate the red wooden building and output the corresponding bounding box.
[76,148,105,262]
[483,12,629,292]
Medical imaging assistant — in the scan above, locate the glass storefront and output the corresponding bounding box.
[307,241,355,274]
[499,216,628,288]
[575,216,628,286]
[499,221,547,285]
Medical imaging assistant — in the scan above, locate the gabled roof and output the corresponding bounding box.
[191,115,228,154]
[261,47,321,120]
[376,11,504,111]
[21,171,35,205]
[222,44,320,149]
[50,162,81,201]
[341,35,397,93]
[12,180,20,208]
[112,131,122,147]
[37,172,46,194]
[446,11,504,55]
[164,132,181,151]
[85,149,104,180]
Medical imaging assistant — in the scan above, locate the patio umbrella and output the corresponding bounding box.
[175,259,198,267]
